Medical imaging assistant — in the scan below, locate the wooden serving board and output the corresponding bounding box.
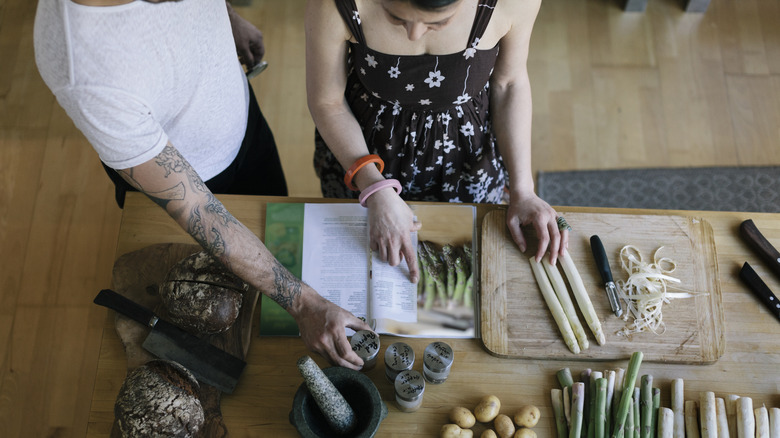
[479,210,725,364]
[108,243,259,437]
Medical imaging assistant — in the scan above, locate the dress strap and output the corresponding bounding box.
[467,0,498,46]
[334,0,367,45]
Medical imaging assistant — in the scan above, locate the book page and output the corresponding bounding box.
[302,203,370,320]
[369,231,418,323]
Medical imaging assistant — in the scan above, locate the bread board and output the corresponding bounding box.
[109,243,259,437]
[479,209,725,364]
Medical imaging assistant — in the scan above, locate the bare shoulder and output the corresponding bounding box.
[492,0,542,36]
[305,0,351,42]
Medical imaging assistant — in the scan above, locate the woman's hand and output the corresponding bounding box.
[365,189,422,283]
[506,191,568,266]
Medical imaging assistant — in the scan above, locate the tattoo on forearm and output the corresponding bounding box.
[205,193,239,226]
[187,206,207,246]
[147,182,186,209]
[271,261,301,310]
[155,145,208,193]
[210,227,227,260]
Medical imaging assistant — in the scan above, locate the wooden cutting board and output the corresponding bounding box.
[108,243,259,437]
[479,210,725,364]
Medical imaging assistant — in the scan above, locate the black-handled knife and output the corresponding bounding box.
[739,219,780,282]
[738,262,780,323]
[93,289,245,393]
[590,235,622,317]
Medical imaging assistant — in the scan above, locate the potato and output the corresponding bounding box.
[494,414,516,438]
[461,429,474,438]
[441,424,464,438]
[449,406,477,429]
[513,405,540,428]
[481,430,498,438]
[474,395,502,423]
[513,428,537,438]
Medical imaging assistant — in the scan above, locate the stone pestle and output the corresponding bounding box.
[296,356,358,435]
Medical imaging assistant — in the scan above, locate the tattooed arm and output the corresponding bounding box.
[117,143,371,369]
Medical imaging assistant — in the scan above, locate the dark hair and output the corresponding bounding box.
[401,0,461,12]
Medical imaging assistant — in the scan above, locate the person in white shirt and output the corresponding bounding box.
[34,0,371,370]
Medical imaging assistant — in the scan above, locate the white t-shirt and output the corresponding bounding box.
[34,0,248,181]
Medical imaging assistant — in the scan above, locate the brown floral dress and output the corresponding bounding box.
[314,0,506,203]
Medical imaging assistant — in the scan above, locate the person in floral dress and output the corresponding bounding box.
[306,0,568,282]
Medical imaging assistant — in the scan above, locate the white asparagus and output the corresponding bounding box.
[686,400,701,438]
[727,395,741,438]
[605,370,615,438]
[701,392,718,438]
[671,378,685,438]
[658,407,675,438]
[737,397,755,438]
[543,257,590,351]
[716,398,730,438]
[770,407,780,438]
[560,250,606,345]
[529,256,581,354]
[611,367,625,432]
[756,406,770,438]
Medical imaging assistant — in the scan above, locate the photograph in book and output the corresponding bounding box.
[260,202,477,338]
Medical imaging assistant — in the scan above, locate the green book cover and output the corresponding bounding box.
[259,203,304,336]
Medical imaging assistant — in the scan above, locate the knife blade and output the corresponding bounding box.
[739,219,780,282]
[590,235,622,317]
[738,262,780,323]
[93,289,245,393]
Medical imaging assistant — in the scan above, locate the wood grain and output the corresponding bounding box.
[82,194,780,438]
[480,209,725,364]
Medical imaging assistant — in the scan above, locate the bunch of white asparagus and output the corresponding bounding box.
[670,381,779,438]
[529,250,605,354]
[551,352,780,438]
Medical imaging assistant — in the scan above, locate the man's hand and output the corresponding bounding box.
[292,290,373,370]
[226,2,265,69]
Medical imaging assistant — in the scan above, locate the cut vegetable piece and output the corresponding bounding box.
[658,408,674,438]
[560,250,606,346]
[615,246,707,337]
[611,351,643,438]
[529,257,580,354]
[699,392,717,438]
[685,400,701,438]
[671,379,685,438]
[737,397,754,438]
[543,257,590,351]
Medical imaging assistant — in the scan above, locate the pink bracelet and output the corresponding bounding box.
[358,179,402,207]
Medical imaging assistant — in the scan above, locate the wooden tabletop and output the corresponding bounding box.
[86,193,780,437]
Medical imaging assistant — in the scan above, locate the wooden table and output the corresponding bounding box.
[87,193,780,437]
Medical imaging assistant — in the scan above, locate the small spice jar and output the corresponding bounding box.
[384,342,414,383]
[349,330,380,371]
[422,341,454,384]
[394,369,425,413]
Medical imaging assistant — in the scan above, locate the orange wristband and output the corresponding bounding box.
[344,154,384,191]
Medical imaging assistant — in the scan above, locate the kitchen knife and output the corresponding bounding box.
[738,262,780,323]
[93,289,245,393]
[590,235,623,317]
[739,219,780,282]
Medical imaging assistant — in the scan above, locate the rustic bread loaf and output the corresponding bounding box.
[160,251,249,335]
[114,360,204,438]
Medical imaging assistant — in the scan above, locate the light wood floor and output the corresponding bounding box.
[1,0,778,436]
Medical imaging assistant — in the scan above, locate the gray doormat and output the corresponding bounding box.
[537,166,780,213]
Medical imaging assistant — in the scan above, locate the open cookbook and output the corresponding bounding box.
[259,202,478,338]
